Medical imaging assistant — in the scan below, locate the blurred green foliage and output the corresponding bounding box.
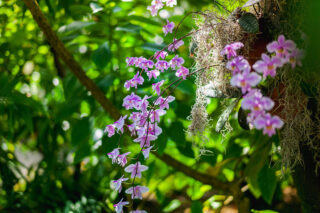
[0,0,303,212]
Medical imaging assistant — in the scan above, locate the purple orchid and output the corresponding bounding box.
[221,42,244,59]
[126,57,137,67]
[114,115,127,134]
[130,210,148,213]
[226,56,250,75]
[134,57,147,67]
[150,109,166,123]
[252,54,282,78]
[165,0,177,7]
[133,134,157,148]
[107,148,120,164]
[114,198,129,213]
[112,175,129,193]
[124,162,148,178]
[104,124,115,137]
[142,146,153,159]
[241,89,274,117]
[139,59,154,71]
[127,123,137,136]
[117,152,131,167]
[267,35,296,58]
[142,123,162,137]
[125,185,149,200]
[170,55,185,69]
[155,60,170,72]
[153,0,164,9]
[286,48,304,68]
[155,51,168,60]
[253,113,284,136]
[152,80,165,96]
[175,66,189,79]
[230,71,261,94]
[155,96,175,109]
[163,20,175,36]
[168,39,184,52]
[147,4,159,16]
[124,72,144,90]
[123,93,142,110]
[147,69,160,80]
[139,95,150,113]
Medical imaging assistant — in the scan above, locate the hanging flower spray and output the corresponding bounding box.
[104,1,304,212]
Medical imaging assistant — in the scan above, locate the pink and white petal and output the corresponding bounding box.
[261,53,271,62]
[253,117,266,129]
[264,128,276,137]
[253,61,267,73]
[125,187,133,194]
[124,164,135,172]
[230,42,244,49]
[271,56,282,67]
[266,41,278,53]
[261,97,275,110]
[230,74,241,87]
[241,98,255,110]
[278,35,286,44]
[139,165,148,171]
[139,186,149,193]
[247,73,261,86]
[271,116,284,128]
[284,40,296,50]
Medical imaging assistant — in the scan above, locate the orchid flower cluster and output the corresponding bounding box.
[222,35,304,136]
[104,15,189,212]
[147,0,177,16]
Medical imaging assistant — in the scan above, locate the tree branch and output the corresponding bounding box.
[23,0,120,120]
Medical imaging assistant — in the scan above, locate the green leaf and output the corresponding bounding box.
[71,118,90,147]
[157,133,168,155]
[0,74,22,96]
[163,199,181,212]
[244,140,272,176]
[90,2,103,14]
[115,24,142,33]
[167,122,186,147]
[251,209,279,213]
[177,142,194,158]
[191,201,203,213]
[247,173,262,198]
[18,107,33,132]
[258,164,277,205]
[96,74,115,92]
[141,42,166,52]
[238,13,259,34]
[225,140,243,158]
[129,15,161,26]
[55,100,81,121]
[58,21,96,33]
[92,42,112,69]
[216,98,239,132]
[176,80,194,95]
[74,141,91,164]
[199,148,219,165]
